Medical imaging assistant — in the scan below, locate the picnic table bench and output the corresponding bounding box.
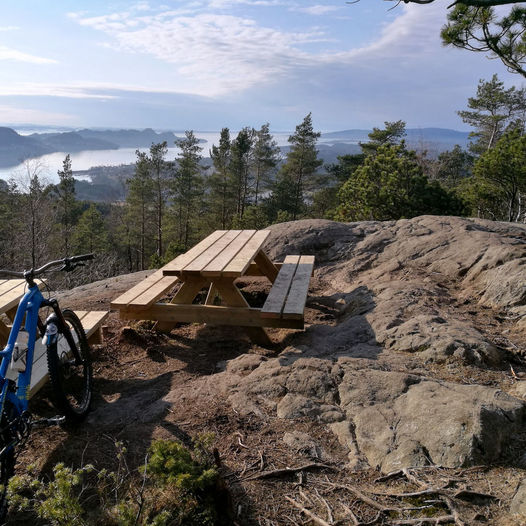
[0,279,109,398]
[112,229,315,345]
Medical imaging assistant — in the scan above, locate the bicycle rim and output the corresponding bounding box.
[47,310,93,423]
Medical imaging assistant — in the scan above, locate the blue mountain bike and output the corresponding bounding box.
[0,254,94,521]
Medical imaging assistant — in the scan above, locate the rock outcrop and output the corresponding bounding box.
[217,216,526,473]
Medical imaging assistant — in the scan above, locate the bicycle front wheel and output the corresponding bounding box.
[47,309,93,423]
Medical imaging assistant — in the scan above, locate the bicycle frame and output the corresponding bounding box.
[0,283,45,418]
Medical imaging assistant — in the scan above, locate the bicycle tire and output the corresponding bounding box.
[0,400,16,524]
[47,309,93,423]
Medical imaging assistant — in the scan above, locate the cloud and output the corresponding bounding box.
[292,5,341,16]
[0,26,19,32]
[73,11,330,96]
[0,46,57,64]
[69,3,448,100]
[208,0,284,8]
[336,3,444,62]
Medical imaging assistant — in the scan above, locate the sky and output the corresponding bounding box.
[0,0,522,132]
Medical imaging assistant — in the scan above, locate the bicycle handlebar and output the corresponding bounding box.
[0,254,95,280]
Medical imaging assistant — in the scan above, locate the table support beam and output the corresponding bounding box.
[155,277,209,333]
[119,304,303,329]
[254,250,279,283]
[213,278,273,346]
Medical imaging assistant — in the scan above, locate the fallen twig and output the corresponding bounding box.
[245,463,335,481]
[234,432,249,449]
[285,496,332,526]
[324,482,393,512]
[371,486,447,498]
[314,487,334,524]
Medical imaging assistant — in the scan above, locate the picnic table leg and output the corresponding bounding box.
[155,277,209,332]
[205,284,220,306]
[213,278,272,347]
[254,250,279,283]
[5,307,18,322]
[0,322,9,347]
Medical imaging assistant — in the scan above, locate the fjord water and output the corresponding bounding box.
[0,131,295,183]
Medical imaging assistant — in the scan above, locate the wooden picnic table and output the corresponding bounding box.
[112,229,315,345]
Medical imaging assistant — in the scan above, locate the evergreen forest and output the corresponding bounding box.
[1,76,525,285]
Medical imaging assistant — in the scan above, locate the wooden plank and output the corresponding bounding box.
[182,230,244,274]
[162,230,228,275]
[74,311,110,338]
[254,250,279,283]
[261,256,299,318]
[0,280,26,313]
[201,230,255,277]
[222,230,271,277]
[4,337,47,397]
[0,279,24,299]
[29,353,49,398]
[0,279,44,313]
[111,270,173,309]
[0,282,30,314]
[123,276,180,311]
[283,256,315,320]
[119,303,303,329]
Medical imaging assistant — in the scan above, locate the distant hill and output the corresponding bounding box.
[321,127,471,153]
[0,127,191,169]
[33,131,118,152]
[0,127,53,168]
[76,128,184,148]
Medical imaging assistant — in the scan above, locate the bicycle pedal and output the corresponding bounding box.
[32,415,66,428]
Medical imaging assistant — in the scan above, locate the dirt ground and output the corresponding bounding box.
[4,267,526,525]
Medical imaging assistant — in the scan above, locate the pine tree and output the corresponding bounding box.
[278,113,322,220]
[336,143,464,221]
[252,123,280,205]
[126,151,155,270]
[458,75,526,154]
[56,154,77,256]
[230,128,255,220]
[467,129,526,221]
[360,120,406,156]
[72,204,109,254]
[209,128,234,228]
[149,142,169,259]
[171,131,203,249]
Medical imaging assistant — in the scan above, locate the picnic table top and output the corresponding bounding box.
[162,229,271,278]
[0,279,44,315]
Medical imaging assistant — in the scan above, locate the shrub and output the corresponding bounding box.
[7,436,220,526]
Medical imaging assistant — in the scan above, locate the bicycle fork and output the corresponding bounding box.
[42,300,83,366]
